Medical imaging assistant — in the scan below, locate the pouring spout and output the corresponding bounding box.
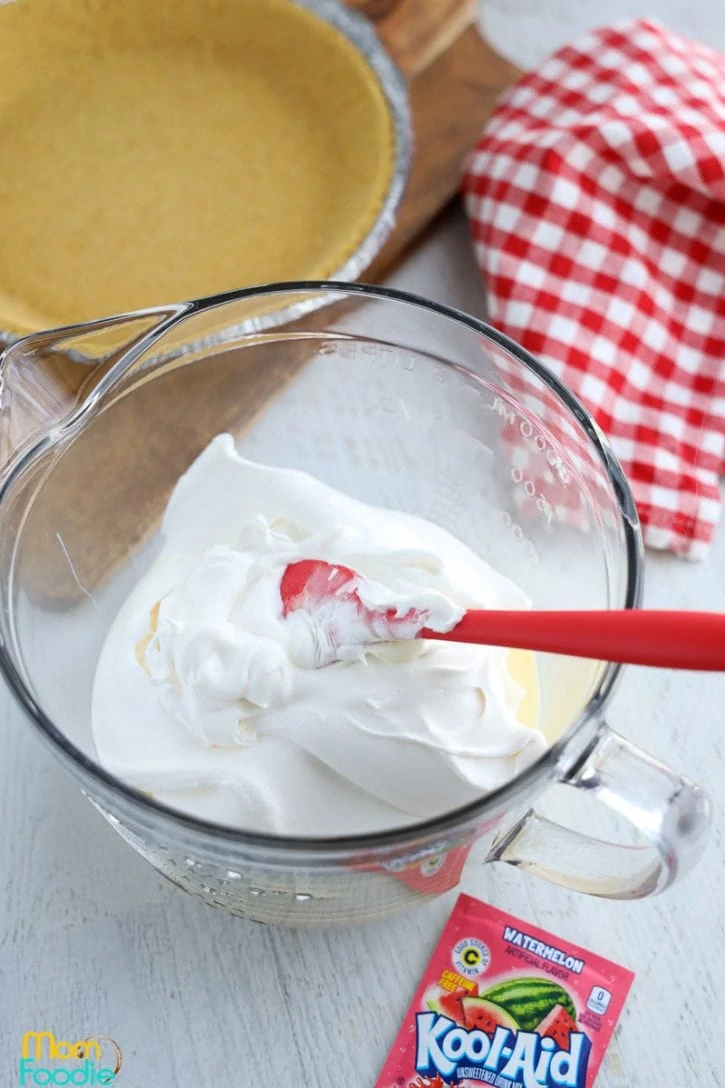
[0,305,189,481]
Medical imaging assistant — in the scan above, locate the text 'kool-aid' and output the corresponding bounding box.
[374,894,634,1088]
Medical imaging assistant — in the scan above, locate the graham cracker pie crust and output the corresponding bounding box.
[0,0,396,334]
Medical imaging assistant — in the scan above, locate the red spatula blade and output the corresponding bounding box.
[280,559,359,617]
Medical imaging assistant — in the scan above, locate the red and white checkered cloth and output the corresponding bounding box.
[464,18,725,559]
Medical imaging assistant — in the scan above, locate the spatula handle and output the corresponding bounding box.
[422,610,725,670]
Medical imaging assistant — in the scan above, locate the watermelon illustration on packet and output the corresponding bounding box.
[374,894,634,1088]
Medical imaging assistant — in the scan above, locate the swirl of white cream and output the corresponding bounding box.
[142,546,293,746]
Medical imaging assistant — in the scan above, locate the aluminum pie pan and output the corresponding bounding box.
[295,0,411,290]
[0,0,411,359]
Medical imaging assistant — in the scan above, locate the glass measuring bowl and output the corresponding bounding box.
[0,283,710,926]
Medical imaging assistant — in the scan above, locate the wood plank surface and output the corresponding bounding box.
[1,225,723,1088]
[2,0,723,1079]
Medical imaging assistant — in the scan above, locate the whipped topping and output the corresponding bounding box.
[92,434,546,835]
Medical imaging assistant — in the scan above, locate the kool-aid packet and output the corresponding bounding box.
[375,893,634,1088]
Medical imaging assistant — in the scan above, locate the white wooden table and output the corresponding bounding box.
[2,202,724,1086]
[3,0,725,1074]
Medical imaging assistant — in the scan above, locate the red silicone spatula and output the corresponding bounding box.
[280,559,725,671]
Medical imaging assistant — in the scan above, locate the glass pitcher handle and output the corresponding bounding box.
[490,724,711,898]
[0,304,188,479]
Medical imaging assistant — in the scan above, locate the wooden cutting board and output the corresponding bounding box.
[9,3,523,605]
[350,0,523,276]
